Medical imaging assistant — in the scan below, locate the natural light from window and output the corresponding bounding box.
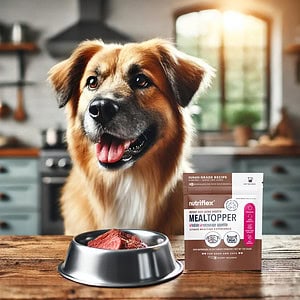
[176,9,269,132]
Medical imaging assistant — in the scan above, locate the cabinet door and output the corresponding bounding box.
[239,158,300,182]
[263,184,300,212]
[0,183,38,211]
[0,213,39,235]
[0,159,38,181]
[263,213,300,235]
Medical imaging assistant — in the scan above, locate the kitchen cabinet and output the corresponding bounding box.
[0,157,39,234]
[238,157,300,234]
[191,146,300,234]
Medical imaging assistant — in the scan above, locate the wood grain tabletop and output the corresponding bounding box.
[0,235,299,299]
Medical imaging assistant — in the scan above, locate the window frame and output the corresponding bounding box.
[174,5,272,133]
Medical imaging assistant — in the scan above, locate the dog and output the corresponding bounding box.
[48,38,213,236]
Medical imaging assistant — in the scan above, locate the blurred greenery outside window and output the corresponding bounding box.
[175,9,270,132]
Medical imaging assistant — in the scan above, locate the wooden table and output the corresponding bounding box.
[0,235,299,299]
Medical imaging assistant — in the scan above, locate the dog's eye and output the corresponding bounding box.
[86,76,98,90]
[131,74,152,89]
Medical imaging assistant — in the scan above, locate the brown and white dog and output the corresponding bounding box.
[48,39,212,236]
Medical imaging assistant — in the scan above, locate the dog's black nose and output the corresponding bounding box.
[88,99,119,125]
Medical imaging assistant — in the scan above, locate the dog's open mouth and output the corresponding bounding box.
[95,126,156,169]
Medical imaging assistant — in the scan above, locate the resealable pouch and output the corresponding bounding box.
[183,173,263,271]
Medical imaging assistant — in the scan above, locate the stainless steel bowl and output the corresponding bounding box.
[58,229,183,287]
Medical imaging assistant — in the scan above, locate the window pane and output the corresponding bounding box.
[223,11,267,130]
[193,98,221,130]
[175,9,268,131]
[176,9,222,131]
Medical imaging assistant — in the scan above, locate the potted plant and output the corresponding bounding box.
[226,107,261,146]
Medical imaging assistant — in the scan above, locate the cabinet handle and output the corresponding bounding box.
[0,193,9,201]
[272,219,288,228]
[0,166,8,174]
[0,221,9,229]
[272,192,287,201]
[272,165,287,174]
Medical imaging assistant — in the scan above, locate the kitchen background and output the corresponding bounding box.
[1,0,300,235]
[0,0,300,146]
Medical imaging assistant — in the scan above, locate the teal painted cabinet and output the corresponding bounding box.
[0,158,39,235]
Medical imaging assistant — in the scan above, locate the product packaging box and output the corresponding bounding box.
[183,173,263,271]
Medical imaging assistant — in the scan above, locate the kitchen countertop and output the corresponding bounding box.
[0,147,40,157]
[0,235,299,299]
[192,145,300,156]
[1,146,300,158]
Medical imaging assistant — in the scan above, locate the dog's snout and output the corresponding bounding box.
[89,99,119,124]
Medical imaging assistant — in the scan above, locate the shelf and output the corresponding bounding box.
[0,80,34,87]
[0,42,39,121]
[0,43,38,52]
[285,44,300,54]
[0,42,38,90]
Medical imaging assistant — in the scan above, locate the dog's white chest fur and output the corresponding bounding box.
[103,173,146,228]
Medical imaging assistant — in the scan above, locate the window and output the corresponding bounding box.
[175,8,270,131]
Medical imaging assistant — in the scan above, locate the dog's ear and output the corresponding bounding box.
[157,40,214,107]
[48,40,103,108]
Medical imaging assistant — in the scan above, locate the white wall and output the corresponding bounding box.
[0,0,78,146]
[0,0,300,146]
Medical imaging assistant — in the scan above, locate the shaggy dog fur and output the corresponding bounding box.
[48,39,212,236]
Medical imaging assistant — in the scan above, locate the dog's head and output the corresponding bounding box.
[49,39,213,170]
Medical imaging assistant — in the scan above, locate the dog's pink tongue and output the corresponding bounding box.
[96,137,130,164]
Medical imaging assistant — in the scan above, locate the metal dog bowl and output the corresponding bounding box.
[58,229,183,287]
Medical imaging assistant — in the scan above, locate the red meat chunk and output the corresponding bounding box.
[87,229,147,250]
